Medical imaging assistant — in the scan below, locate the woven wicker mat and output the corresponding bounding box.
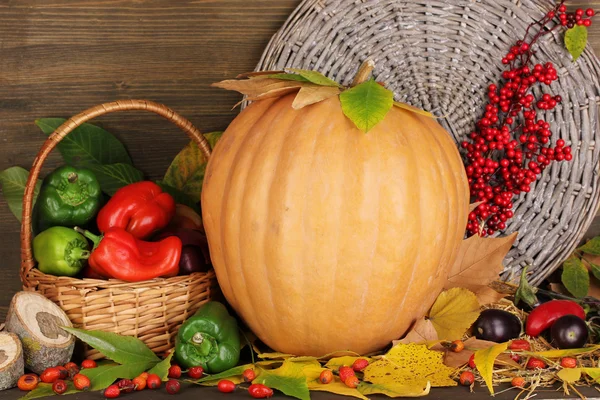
[255,0,600,285]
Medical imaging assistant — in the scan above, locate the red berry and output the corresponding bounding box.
[104,384,121,399]
[132,376,147,391]
[166,380,181,395]
[81,359,97,369]
[319,370,334,384]
[584,19,592,27]
[146,374,162,390]
[117,379,135,393]
[248,383,273,398]
[56,366,69,380]
[587,9,595,17]
[188,366,204,379]
[509,339,531,351]
[64,362,80,378]
[339,366,355,382]
[559,4,567,13]
[243,368,257,383]
[17,374,39,391]
[512,377,526,388]
[468,354,476,369]
[527,358,546,370]
[40,367,62,384]
[576,8,585,16]
[52,380,68,395]
[561,357,578,368]
[217,379,236,393]
[168,365,182,379]
[73,374,91,391]
[459,371,475,386]
[352,358,369,372]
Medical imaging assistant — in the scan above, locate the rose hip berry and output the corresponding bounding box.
[166,380,181,395]
[450,340,465,353]
[243,368,257,383]
[344,375,360,388]
[248,383,273,398]
[561,357,578,368]
[52,380,68,395]
[132,376,147,391]
[146,374,162,390]
[217,379,236,393]
[64,362,80,378]
[352,358,369,372]
[319,370,334,384]
[81,359,97,369]
[509,339,531,351]
[117,379,135,393]
[511,377,526,388]
[338,366,355,382]
[104,384,121,399]
[168,365,182,379]
[468,354,476,369]
[459,371,475,386]
[526,358,546,370]
[73,374,91,391]
[17,374,39,391]
[188,366,204,379]
[56,366,69,380]
[40,367,62,383]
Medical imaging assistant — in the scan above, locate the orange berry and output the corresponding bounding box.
[352,358,369,372]
[526,358,546,370]
[40,367,62,384]
[104,384,120,399]
[459,371,475,386]
[338,366,355,382]
[73,374,91,391]
[139,372,149,380]
[243,368,256,383]
[319,370,333,384]
[511,377,526,388]
[468,354,476,369]
[560,357,577,368]
[344,375,360,388]
[132,376,146,391]
[451,340,465,353]
[509,339,531,351]
[81,359,97,369]
[17,374,39,391]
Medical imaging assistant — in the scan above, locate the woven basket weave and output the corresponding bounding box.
[256,0,600,285]
[20,100,219,359]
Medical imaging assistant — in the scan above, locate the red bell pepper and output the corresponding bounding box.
[525,300,586,337]
[76,227,181,282]
[97,181,175,239]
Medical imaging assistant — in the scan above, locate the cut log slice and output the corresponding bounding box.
[0,332,24,390]
[5,292,74,374]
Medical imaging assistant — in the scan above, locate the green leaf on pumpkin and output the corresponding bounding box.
[339,79,394,132]
[562,257,590,298]
[565,25,588,62]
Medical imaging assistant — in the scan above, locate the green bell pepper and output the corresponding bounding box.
[175,302,240,373]
[33,226,90,276]
[33,165,102,233]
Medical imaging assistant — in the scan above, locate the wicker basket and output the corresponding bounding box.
[256,0,600,285]
[20,100,219,359]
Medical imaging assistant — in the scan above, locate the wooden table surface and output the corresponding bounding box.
[1,0,600,321]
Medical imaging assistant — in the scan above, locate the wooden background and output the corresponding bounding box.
[0,0,599,322]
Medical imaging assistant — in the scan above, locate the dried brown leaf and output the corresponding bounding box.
[211,78,306,97]
[396,318,438,345]
[443,337,520,369]
[475,286,507,306]
[292,86,341,109]
[444,233,518,301]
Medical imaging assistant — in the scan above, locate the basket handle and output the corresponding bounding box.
[20,99,211,285]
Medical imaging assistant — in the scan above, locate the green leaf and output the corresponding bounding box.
[192,364,251,384]
[357,382,431,398]
[565,25,588,62]
[0,167,42,222]
[562,257,590,298]
[589,262,600,281]
[147,352,174,381]
[514,266,538,308]
[88,163,144,196]
[579,237,600,255]
[163,141,207,199]
[203,131,224,149]
[81,362,155,391]
[62,327,160,365]
[21,382,79,399]
[36,118,132,167]
[339,79,394,132]
[254,360,310,400]
[156,181,200,213]
[285,69,341,87]
[582,367,600,382]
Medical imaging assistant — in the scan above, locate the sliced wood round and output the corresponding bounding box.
[0,332,24,390]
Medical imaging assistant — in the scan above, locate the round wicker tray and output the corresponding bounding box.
[256,0,600,285]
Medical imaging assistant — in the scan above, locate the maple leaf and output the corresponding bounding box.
[428,287,480,340]
[363,343,457,387]
[395,318,438,345]
[444,232,518,305]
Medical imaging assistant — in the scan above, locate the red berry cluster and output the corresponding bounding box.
[558,5,595,28]
[462,1,584,237]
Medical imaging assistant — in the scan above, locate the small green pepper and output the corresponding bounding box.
[33,226,90,276]
[175,302,240,373]
[33,165,102,233]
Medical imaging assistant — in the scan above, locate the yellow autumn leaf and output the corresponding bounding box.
[557,368,582,383]
[363,343,456,387]
[428,287,480,340]
[255,350,295,360]
[526,344,600,359]
[358,381,431,398]
[582,368,600,382]
[302,361,368,400]
[474,342,509,394]
[325,356,371,369]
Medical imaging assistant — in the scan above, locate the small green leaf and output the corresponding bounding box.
[286,69,340,87]
[254,360,310,400]
[269,73,311,83]
[21,382,79,399]
[203,131,224,149]
[514,266,538,308]
[163,141,207,199]
[156,181,200,213]
[339,79,394,132]
[89,163,144,196]
[63,327,161,365]
[579,237,600,255]
[562,257,590,298]
[36,118,132,167]
[565,25,588,62]
[191,364,252,384]
[589,262,600,281]
[0,167,42,222]
[147,352,174,381]
[81,362,156,391]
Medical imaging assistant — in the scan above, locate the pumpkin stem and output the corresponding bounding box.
[351,59,375,87]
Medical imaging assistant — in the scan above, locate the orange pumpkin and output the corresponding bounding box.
[202,90,469,355]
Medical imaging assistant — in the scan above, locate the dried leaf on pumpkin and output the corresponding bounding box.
[444,232,517,305]
[396,318,438,345]
[292,86,341,109]
[363,343,457,387]
[428,287,480,340]
[357,381,431,398]
[474,342,509,394]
